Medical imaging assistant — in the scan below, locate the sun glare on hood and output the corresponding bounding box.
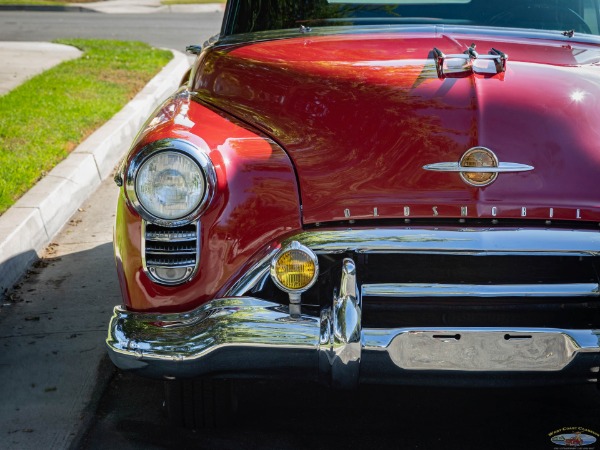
[570,90,586,103]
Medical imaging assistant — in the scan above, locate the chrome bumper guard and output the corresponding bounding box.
[107,228,600,386]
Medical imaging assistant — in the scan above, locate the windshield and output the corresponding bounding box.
[223,0,600,36]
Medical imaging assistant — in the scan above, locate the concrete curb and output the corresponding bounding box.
[0,49,190,296]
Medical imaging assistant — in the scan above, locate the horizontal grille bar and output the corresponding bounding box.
[362,283,600,298]
[145,242,197,254]
[146,256,196,267]
[145,230,197,242]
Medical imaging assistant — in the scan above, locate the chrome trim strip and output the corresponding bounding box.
[145,230,197,242]
[225,248,279,297]
[146,260,196,267]
[286,228,600,256]
[361,283,600,298]
[145,249,197,256]
[423,162,534,173]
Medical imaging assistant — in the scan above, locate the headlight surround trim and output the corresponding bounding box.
[125,139,216,227]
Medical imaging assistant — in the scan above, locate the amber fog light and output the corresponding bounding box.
[459,147,499,187]
[270,241,318,299]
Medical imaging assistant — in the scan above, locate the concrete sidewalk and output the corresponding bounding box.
[0,42,82,95]
[0,41,190,449]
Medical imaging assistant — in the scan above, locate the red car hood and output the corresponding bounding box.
[193,31,600,224]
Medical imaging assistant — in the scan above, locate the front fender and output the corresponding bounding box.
[114,92,302,312]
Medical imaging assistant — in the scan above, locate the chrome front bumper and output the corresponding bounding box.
[106,230,600,387]
[106,297,600,385]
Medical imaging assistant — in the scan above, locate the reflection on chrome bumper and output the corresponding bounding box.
[107,298,600,385]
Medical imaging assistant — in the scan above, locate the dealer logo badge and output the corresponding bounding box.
[549,427,598,448]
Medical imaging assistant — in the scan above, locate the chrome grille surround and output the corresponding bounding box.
[141,220,200,285]
[107,227,600,383]
[227,227,600,298]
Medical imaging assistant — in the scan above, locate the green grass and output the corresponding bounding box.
[0,39,172,215]
[162,0,225,4]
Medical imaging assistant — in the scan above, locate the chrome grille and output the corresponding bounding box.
[145,256,197,267]
[146,229,197,242]
[236,228,600,330]
[143,222,199,284]
[145,241,197,255]
[354,253,600,329]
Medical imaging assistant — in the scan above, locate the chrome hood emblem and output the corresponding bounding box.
[423,147,534,187]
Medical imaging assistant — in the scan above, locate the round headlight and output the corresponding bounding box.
[126,139,216,227]
[135,151,205,220]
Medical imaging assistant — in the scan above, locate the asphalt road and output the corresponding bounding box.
[0,11,223,51]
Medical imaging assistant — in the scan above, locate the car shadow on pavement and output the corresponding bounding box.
[0,249,38,300]
[80,363,600,450]
[0,242,121,450]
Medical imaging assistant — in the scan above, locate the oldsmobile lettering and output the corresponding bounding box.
[349,206,586,220]
[372,206,584,219]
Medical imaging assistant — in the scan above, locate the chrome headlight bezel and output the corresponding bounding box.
[125,139,216,227]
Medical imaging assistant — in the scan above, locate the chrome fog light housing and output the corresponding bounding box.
[270,241,319,303]
[149,266,194,284]
[126,139,216,227]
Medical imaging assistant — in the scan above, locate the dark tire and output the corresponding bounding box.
[164,378,236,429]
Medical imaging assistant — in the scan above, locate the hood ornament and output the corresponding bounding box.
[433,44,508,79]
[423,147,534,187]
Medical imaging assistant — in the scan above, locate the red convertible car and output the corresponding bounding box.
[107,0,600,427]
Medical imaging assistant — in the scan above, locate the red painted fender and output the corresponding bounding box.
[114,92,302,312]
